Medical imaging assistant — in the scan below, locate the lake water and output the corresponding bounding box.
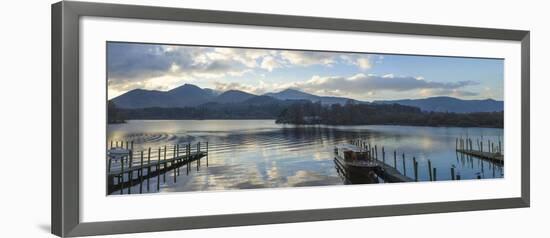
[107,120,504,194]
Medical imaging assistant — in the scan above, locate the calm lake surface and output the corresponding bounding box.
[107,120,504,194]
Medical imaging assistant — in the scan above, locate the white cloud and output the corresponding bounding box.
[356,58,372,70]
[260,56,282,72]
[279,51,335,66]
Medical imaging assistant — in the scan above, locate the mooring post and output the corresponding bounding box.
[393,150,397,168]
[173,145,177,184]
[382,147,385,164]
[163,146,167,183]
[128,151,133,194]
[206,141,209,167]
[187,144,190,175]
[413,160,418,182]
[480,141,483,152]
[147,148,151,191]
[197,142,200,171]
[402,153,406,176]
[451,167,455,180]
[120,153,125,195]
[375,145,378,160]
[455,138,458,150]
[157,147,161,192]
[428,160,433,181]
[176,144,180,176]
[107,155,112,173]
[433,167,437,181]
[139,151,144,194]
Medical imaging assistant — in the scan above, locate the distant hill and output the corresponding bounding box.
[373,96,503,113]
[110,84,503,114]
[213,90,256,103]
[111,84,215,109]
[264,89,361,105]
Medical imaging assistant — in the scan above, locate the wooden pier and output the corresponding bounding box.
[337,139,468,183]
[336,140,414,183]
[107,141,209,194]
[456,137,503,164]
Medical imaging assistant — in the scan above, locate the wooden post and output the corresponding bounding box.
[197,142,200,171]
[206,141,209,167]
[131,141,134,151]
[499,140,502,153]
[120,153,125,195]
[451,167,455,180]
[480,141,483,152]
[433,167,437,181]
[375,145,378,160]
[382,147,385,164]
[393,150,397,168]
[413,160,418,182]
[173,145,177,184]
[163,146,167,183]
[176,144,180,176]
[157,147,161,192]
[110,140,113,149]
[187,144,190,175]
[428,160,433,181]
[128,151,133,194]
[402,153,406,176]
[107,156,112,173]
[455,138,458,150]
[147,148,151,191]
[139,151,144,194]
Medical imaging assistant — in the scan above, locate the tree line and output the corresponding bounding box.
[108,100,503,128]
[275,101,503,128]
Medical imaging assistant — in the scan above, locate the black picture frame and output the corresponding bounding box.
[51,1,530,237]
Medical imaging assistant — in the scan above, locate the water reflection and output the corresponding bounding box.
[108,120,504,194]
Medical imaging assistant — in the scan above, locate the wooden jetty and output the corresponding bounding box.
[334,141,413,183]
[455,137,503,164]
[337,139,468,183]
[106,141,209,194]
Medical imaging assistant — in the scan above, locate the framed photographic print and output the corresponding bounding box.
[52,1,530,237]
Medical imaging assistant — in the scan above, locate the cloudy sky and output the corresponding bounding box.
[107,42,504,101]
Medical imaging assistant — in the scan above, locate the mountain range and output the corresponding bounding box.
[110,84,503,113]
